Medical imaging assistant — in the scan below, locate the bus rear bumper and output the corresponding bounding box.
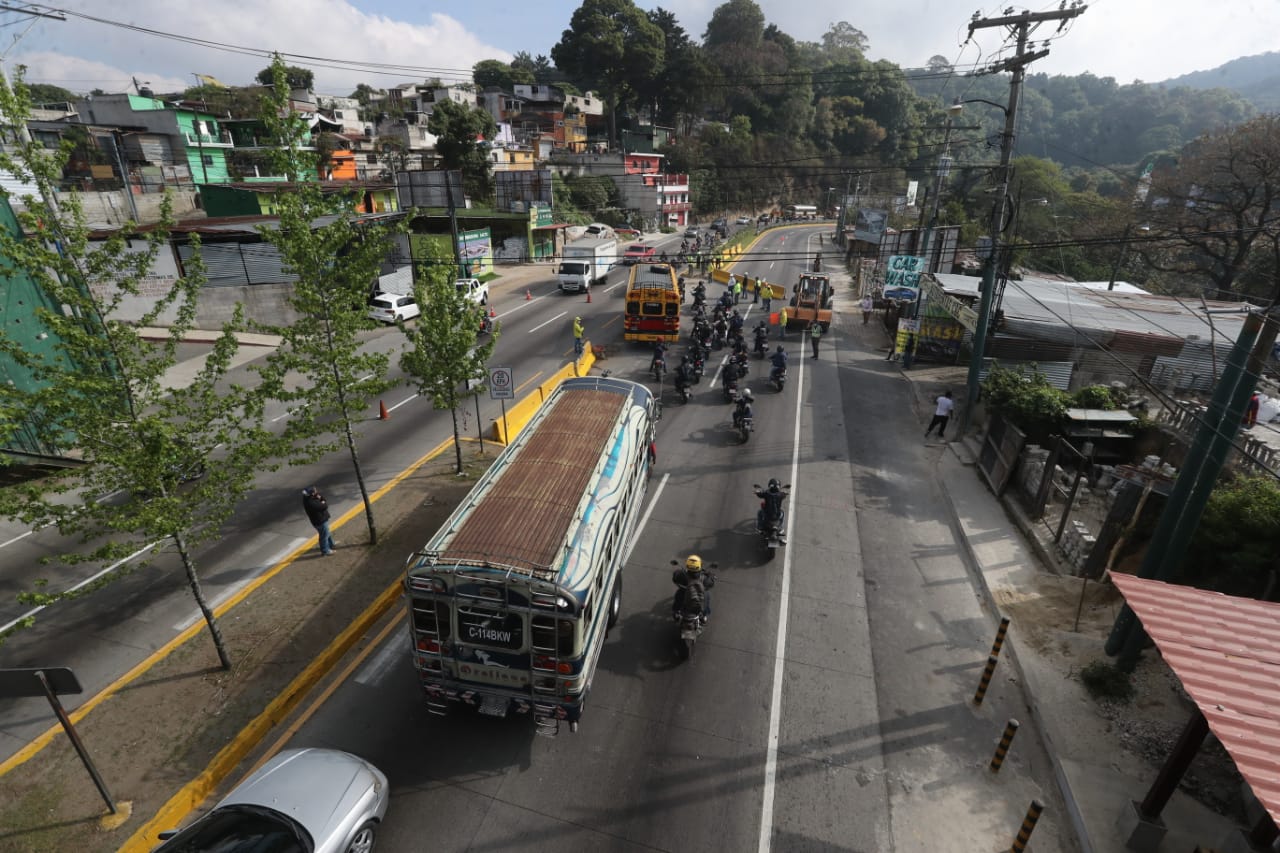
[420,678,583,724]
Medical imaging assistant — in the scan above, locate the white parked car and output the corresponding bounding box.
[154,748,389,853]
[736,215,752,225]
[367,292,420,324]
[455,278,490,305]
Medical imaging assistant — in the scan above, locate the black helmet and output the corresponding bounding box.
[768,478,781,493]
[775,345,785,353]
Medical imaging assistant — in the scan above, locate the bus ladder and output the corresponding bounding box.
[413,596,450,717]
[530,595,566,737]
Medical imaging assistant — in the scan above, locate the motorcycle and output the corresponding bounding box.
[736,413,753,444]
[712,327,726,350]
[753,332,768,359]
[651,354,666,383]
[670,560,717,660]
[729,351,750,381]
[770,364,788,392]
[722,373,739,402]
[676,378,692,404]
[754,482,792,559]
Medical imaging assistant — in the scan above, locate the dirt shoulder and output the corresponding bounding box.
[0,450,489,853]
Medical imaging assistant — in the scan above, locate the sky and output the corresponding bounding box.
[5,0,1277,98]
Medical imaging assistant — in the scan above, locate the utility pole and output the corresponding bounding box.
[444,169,466,279]
[958,4,1087,437]
[835,170,854,246]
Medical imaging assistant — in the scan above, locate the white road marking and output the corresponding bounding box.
[624,473,667,565]
[388,394,418,413]
[0,540,162,635]
[529,311,568,333]
[0,528,36,550]
[356,632,405,685]
[757,349,805,853]
[171,538,308,631]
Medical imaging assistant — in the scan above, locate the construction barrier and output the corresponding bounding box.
[489,342,596,445]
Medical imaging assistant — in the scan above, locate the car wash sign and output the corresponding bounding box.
[883,255,925,301]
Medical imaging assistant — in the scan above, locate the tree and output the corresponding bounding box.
[400,263,498,474]
[427,98,497,203]
[1142,114,1280,301]
[253,56,410,546]
[511,51,553,82]
[0,69,273,668]
[256,63,314,91]
[642,7,709,134]
[473,59,532,90]
[26,82,75,105]
[821,21,869,57]
[551,0,665,147]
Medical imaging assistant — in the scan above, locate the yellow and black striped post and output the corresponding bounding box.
[1010,799,1045,852]
[973,654,999,705]
[988,615,1011,660]
[990,718,1020,772]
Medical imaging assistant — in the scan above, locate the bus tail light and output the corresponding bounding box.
[557,662,573,675]
[533,654,556,671]
[417,637,441,654]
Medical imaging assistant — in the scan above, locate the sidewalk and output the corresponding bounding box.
[883,335,1244,852]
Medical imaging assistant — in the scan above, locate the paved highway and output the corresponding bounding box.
[260,226,1076,851]
[0,229,690,762]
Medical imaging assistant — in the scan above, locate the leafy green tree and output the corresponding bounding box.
[0,69,273,667]
[1142,114,1280,301]
[821,21,869,58]
[253,56,411,546]
[1185,475,1280,596]
[641,8,709,135]
[511,51,553,82]
[552,0,665,146]
[182,84,263,120]
[428,98,497,203]
[400,263,499,474]
[256,63,314,91]
[26,82,75,105]
[473,59,532,90]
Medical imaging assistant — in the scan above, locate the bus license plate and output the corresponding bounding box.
[478,695,509,717]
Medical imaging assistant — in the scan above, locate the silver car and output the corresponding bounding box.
[155,748,389,853]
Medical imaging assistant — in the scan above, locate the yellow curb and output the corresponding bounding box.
[116,578,405,852]
[0,434,454,781]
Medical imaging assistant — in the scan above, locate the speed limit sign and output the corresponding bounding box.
[489,366,514,400]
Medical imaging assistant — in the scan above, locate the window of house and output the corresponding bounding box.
[202,154,213,166]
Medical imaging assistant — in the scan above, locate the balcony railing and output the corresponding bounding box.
[184,131,234,148]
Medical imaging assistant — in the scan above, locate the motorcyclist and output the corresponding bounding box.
[672,555,714,622]
[674,355,694,390]
[712,315,728,346]
[693,280,707,301]
[770,345,788,382]
[753,321,769,354]
[650,340,668,373]
[728,309,744,336]
[732,388,754,430]
[718,290,734,312]
[678,275,687,301]
[756,478,788,532]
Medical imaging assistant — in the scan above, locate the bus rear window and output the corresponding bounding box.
[642,300,664,315]
[412,599,451,639]
[665,302,679,317]
[458,610,524,649]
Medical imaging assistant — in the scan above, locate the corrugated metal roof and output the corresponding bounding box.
[934,272,1247,346]
[1065,408,1137,423]
[1110,573,1280,826]
[440,387,625,575]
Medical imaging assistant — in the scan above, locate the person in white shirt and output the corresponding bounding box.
[860,294,874,325]
[925,390,955,439]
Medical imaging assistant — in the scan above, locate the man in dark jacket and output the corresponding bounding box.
[302,486,335,556]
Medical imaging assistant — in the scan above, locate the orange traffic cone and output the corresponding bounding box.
[488,305,496,318]
[525,289,532,301]
[586,289,592,303]
[378,400,390,420]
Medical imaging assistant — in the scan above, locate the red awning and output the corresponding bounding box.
[1110,572,1280,825]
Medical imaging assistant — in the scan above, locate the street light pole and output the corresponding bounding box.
[958,95,1024,437]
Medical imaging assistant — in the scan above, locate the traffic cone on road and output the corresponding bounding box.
[586,289,592,303]
[525,289,532,301]
[378,400,390,420]
[488,305,496,318]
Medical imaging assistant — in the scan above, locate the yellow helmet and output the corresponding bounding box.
[685,555,703,573]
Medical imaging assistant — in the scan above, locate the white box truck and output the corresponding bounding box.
[558,237,616,293]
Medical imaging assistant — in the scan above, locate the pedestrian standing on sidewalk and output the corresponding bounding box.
[778,306,788,339]
[925,391,955,440]
[809,321,823,358]
[860,294,874,325]
[733,276,743,304]
[302,486,334,556]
